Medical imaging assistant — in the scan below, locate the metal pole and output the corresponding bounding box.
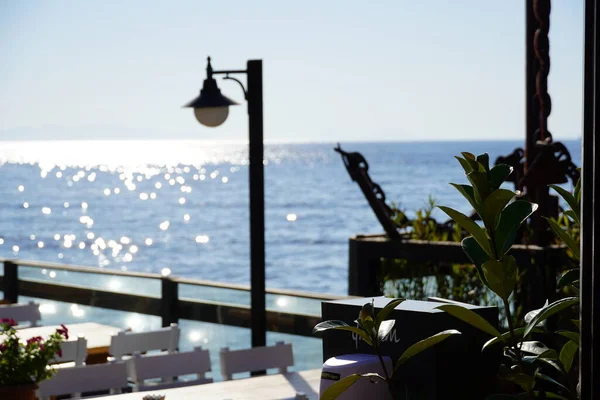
[160,277,179,327]
[580,0,598,397]
[3,261,19,303]
[247,59,266,350]
[525,0,538,174]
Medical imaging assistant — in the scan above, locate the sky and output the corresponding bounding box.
[0,1,585,142]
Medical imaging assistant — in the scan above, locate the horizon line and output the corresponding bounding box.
[0,137,582,145]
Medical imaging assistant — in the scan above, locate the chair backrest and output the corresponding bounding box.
[51,336,87,366]
[128,346,212,392]
[219,341,294,380]
[109,323,180,360]
[37,361,128,400]
[0,301,41,327]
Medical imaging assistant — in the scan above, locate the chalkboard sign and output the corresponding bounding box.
[321,297,500,399]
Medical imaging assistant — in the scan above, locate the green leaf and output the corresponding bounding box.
[571,319,581,330]
[393,329,460,373]
[455,156,473,174]
[358,317,377,339]
[378,320,395,342]
[503,256,518,297]
[556,330,580,344]
[438,206,493,257]
[450,183,479,213]
[461,236,491,286]
[525,300,548,326]
[481,260,509,300]
[546,218,580,260]
[535,370,571,394]
[319,372,386,400]
[557,269,580,289]
[480,256,517,301]
[374,298,405,328]
[313,320,373,346]
[462,151,476,160]
[482,327,543,351]
[559,340,578,372]
[467,170,491,206]
[564,210,579,224]
[436,304,501,338]
[319,374,362,400]
[524,297,579,337]
[481,189,516,229]
[536,392,570,400]
[494,201,538,254]
[476,153,490,172]
[536,349,559,360]
[501,371,536,392]
[520,341,552,356]
[549,184,579,220]
[489,164,513,190]
[535,357,564,373]
[574,177,581,204]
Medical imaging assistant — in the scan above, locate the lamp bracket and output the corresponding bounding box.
[222,74,248,100]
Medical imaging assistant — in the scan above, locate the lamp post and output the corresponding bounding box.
[184,57,266,350]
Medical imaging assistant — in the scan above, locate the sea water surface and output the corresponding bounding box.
[0,139,582,376]
[0,140,581,295]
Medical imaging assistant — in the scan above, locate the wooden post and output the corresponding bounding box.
[3,261,19,304]
[348,238,381,297]
[160,277,179,327]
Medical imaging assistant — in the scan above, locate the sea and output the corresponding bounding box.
[0,139,582,375]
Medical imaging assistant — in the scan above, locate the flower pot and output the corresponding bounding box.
[0,383,38,400]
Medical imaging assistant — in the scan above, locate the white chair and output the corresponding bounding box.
[127,346,212,392]
[109,323,180,361]
[219,341,294,380]
[37,361,128,400]
[0,301,41,327]
[50,336,87,367]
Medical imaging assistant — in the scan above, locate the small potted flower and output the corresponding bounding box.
[0,318,69,400]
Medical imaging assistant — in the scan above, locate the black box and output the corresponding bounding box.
[321,297,499,400]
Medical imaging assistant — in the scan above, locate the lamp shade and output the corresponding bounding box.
[185,76,238,127]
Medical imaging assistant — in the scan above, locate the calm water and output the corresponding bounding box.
[0,139,581,376]
[0,140,581,295]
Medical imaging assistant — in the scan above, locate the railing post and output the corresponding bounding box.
[160,277,179,327]
[348,238,381,297]
[3,261,19,304]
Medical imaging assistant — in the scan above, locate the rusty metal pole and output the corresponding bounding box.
[525,0,538,176]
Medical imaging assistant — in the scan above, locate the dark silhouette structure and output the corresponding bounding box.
[185,58,266,351]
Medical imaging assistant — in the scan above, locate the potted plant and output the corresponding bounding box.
[316,152,581,399]
[313,298,460,399]
[436,152,580,398]
[0,318,69,400]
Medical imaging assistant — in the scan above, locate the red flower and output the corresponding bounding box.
[26,336,43,346]
[1,318,17,327]
[56,324,69,339]
[56,347,61,357]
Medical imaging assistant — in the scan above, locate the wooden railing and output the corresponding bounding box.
[348,234,569,311]
[0,258,347,337]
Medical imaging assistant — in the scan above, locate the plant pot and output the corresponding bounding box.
[0,383,38,400]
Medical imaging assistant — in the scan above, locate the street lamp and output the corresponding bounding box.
[184,56,266,350]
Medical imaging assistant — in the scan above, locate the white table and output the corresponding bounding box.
[16,322,120,363]
[97,369,322,400]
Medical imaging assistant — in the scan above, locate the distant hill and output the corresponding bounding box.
[0,125,187,141]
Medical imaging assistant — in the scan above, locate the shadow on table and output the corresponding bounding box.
[284,372,318,398]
